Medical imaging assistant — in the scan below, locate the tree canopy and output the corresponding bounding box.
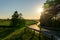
[40,0,60,27]
[10,11,26,27]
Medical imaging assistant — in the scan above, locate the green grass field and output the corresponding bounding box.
[26,20,37,25]
[2,27,39,40]
[0,20,37,26]
[0,28,14,39]
[0,20,46,40]
[0,27,46,40]
[0,21,10,26]
[0,20,39,40]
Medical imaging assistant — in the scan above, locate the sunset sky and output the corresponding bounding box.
[0,0,46,19]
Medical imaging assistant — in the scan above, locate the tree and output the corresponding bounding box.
[19,13,22,19]
[18,13,26,27]
[10,11,19,27]
[10,11,26,27]
[40,0,60,27]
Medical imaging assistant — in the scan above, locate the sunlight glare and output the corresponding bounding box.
[37,7,43,13]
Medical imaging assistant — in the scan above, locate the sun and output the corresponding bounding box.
[37,7,43,13]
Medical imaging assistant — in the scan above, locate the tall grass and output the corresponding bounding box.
[2,27,39,40]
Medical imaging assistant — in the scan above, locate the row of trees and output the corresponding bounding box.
[10,11,25,27]
[40,0,60,27]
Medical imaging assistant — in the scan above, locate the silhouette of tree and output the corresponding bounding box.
[10,11,26,27]
[10,11,19,27]
[19,13,22,19]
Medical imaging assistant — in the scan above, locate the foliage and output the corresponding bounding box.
[10,11,26,27]
[40,0,60,27]
[0,19,37,28]
[10,11,19,27]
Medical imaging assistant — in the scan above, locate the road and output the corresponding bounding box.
[28,22,60,40]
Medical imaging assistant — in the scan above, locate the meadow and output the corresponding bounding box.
[0,19,40,40]
[0,20,37,26]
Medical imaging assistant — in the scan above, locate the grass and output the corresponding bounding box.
[0,20,37,26]
[0,21,10,26]
[0,27,47,40]
[2,27,39,40]
[0,27,14,39]
[0,20,46,40]
[26,20,37,25]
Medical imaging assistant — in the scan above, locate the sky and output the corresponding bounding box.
[0,0,46,19]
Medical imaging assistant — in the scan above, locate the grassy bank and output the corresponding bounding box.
[2,27,39,40]
[0,20,46,40]
[0,28,14,39]
[0,20,38,40]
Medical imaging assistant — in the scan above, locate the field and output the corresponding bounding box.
[0,20,37,26]
[2,27,40,40]
[26,20,38,25]
[0,28,15,39]
[0,20,10,26]
[0,20,41,40]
